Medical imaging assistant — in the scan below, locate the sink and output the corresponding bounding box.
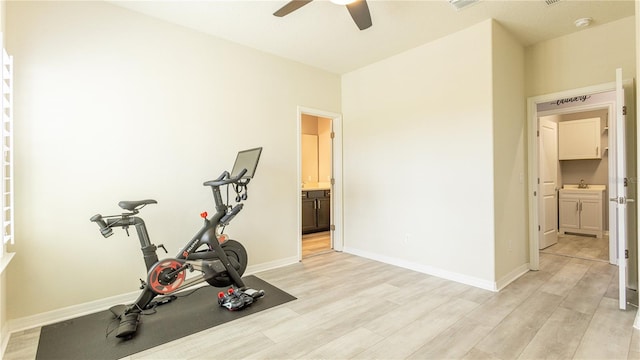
[563,184,606,191]
[302,181,331,190]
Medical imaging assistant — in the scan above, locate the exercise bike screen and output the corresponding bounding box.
[231,147,263,179]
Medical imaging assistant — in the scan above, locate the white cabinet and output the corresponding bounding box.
[558,118,602,160]
[558,188,605,238]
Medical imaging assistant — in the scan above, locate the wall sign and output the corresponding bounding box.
[536,90,616,113]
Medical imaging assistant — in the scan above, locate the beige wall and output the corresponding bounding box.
[526,16,636,97]
[342,20,497,287]
[5,1,340,320]
[342,19,529,289]
[491,21,528,283]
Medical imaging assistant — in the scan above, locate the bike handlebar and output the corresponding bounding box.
[90,214,114,238]
[203,168,247,188]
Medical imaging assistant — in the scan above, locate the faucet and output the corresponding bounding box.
[578,179,588,189]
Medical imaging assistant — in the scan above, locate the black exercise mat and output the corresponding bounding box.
[36,276,295,360]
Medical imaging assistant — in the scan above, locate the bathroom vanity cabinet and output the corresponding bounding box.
[558,118,602,160]
[302,190,330,234]
[558,186,605,238]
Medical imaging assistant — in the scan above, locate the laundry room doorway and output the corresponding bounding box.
[527,69,637,310]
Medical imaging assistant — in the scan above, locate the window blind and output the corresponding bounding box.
[2,43,13,246]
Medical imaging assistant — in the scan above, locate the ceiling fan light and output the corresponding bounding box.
[574,17,592,28]
[330,0,356,5]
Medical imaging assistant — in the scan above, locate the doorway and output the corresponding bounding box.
[297,107,343,260]
[537,107,612,263]
[527,77,637,310]
[537,107,616,258]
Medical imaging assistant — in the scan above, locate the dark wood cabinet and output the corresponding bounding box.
[316,197,330,229]
[302,190,330,234]
[301,195,317,233]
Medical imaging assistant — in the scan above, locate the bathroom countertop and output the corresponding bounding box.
[302,186,331,191]
[302,182,331,191]
[562,184,606,191]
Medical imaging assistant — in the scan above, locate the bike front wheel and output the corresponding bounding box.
[206,239,248,287]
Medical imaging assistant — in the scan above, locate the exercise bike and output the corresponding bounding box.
[90,147,263,339]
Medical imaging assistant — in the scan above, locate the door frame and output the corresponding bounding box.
[541,102,616,263]
[528,81,620,270]
[297,106,344,260]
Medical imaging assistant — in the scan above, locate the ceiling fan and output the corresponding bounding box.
[273,0,372,31]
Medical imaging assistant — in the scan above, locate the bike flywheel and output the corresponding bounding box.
[148,259,186,295]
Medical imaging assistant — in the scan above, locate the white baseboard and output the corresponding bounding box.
[635,311,640,330]
[8,289,140,334]
[245,256,299,275]
[7,257,299,335]
[495,263,530,291]
[343,246,498,291]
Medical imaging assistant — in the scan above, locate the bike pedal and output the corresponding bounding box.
[146,295,177,309]
[243,288,265,299]
[156,295,177,305]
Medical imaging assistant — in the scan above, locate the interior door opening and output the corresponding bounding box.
[297,108,343,260]
[528,74,637,311]
[538,107,611,263]
[301,114,333,258]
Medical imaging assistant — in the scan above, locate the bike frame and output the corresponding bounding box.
[99,171,250,313]
[91,147,262,339]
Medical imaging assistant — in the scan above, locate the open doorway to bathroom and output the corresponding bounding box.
[301,113,333,258]
[298,107,343,259]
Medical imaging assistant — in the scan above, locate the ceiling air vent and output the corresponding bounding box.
[448,0,479,11]
[545,0,561,6]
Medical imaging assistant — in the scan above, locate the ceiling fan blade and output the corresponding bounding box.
[346,0,372,30]
[273,0,313,17]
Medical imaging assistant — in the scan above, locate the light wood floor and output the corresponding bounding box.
[4,251,639,359]
[302,231,332,258]
[541,233,609,262]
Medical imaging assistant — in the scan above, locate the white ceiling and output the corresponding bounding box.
[111,0,635,74]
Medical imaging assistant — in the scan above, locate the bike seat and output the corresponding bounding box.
[118,199,157,211]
